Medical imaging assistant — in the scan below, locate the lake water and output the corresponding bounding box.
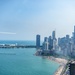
[0,41,59,75]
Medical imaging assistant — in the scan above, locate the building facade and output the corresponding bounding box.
[36,35,40,48]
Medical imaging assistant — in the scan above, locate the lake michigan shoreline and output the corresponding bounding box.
[35,52,68,75]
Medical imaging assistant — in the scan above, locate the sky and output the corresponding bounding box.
[0,0,75,40]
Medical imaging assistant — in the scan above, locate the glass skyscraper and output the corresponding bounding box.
[52,31,56,40]
[36,35,40,48]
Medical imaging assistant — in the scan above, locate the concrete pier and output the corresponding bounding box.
[0,44,37,48]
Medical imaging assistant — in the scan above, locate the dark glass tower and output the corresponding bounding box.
[73,26,75,44]
[36,35,40,48]
[52,31,56,40]
[69,63,75,75]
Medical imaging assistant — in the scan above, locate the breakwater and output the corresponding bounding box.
[0,44,37,48]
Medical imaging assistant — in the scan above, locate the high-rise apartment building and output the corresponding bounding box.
[73,26,75,44]
[52,31,56,40]
[48,36,53,47]
[69,61,75,75]
[36,35,40,48]
[44,37,48,42]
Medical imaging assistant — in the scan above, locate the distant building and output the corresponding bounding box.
[52,31,56,40]
[53,39,57,50]
[73,26,75,45]
[66,35,70,43]
[69,61,75,75]
[36,35,40,48]
[66,35,69,39]
[58,37,66,47]
[42,38,49,50]
[44,37,48,42]
[48,36,53,48]
[58,38,61,46]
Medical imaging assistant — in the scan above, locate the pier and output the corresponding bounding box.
[0,44,36,48]
[0,44,42,48]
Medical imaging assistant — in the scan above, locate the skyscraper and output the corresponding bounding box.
[44,42,49,50]
[52,31,56,40]
[42,37,49,50]
[44,37,48,42]
[48,36,53,48]
[73,26,75,44]
[36,35,40,48]
[69,61,75,75]
[74,26,75,32]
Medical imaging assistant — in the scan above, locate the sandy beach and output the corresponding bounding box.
[47,56,67,65]
[42,56,68,75]
[35,51,68,75]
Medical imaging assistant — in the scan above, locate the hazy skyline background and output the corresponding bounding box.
[0,0,75,40]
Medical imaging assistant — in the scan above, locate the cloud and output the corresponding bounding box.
[0,32,16,34]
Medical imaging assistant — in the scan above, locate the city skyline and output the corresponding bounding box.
[0,0,75,40]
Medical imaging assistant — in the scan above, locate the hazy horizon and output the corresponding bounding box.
[0,0,75,40]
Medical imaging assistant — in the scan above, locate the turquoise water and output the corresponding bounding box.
[0,41,59,75]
